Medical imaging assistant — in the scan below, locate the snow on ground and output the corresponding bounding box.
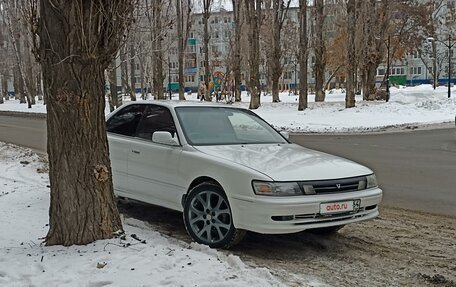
[0,142,299,287]
[0,84,455,133]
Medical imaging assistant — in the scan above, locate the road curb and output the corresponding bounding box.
[0,110,46,119]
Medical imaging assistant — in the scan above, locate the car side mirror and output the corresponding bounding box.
[152,131,179,146]
[280,131,289,140]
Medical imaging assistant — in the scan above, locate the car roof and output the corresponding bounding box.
[120,100,246,110]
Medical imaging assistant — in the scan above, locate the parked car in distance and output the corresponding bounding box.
[106,101,383,248]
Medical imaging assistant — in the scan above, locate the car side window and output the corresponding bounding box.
[136,105,177,141]
[106,104,146,136]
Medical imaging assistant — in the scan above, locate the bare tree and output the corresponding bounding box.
[298,0,308,110]
[265,0,291,103]
[176,0,192,100]
[245,0,263,109]
[345,0,355,108]
[314,0,326,102]
[3,0,33,107]
[232,0,243,102]
[202,0,213,101]
[38,0,134,246]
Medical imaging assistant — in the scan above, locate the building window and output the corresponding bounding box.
[377,68,385,76]
[412,67,422,75]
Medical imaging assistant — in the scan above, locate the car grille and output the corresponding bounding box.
[298,175,367,194]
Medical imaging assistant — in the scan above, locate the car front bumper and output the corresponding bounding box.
[230,187,383,234]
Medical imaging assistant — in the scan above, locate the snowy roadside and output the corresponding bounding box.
[0,142,321,287]
[0,84,454,133]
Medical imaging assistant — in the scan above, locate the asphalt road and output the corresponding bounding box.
[290,128,456,217]
[1,113,455,216]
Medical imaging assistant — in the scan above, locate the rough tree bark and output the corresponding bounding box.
[4,2,31,107]
[150,0,165,100]
[0,74,7,103]
[346,0,356,108]
[109,61,118,112]
[129,43,136,99]
[298,0,308,110]
[203,0,213,101]
[245,0,262,109]
[39,0,133,246]
[232,0,243,102]
[314,0,326,102]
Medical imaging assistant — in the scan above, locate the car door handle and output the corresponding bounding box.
[131,150,140,154]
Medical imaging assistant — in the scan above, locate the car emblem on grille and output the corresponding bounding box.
[336,184,341,189]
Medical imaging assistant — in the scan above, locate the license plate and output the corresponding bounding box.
[320,200,355,214]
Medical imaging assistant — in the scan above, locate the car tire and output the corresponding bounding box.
[183,182,245,248]
[310,225,344,235]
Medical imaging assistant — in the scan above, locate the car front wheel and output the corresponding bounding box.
[183,183,245,248]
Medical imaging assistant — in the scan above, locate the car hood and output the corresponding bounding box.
[194,143,372,181]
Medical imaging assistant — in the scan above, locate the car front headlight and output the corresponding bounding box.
[366,174,378,189]
[252,181,302,196]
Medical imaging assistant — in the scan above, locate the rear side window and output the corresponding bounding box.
[106,104,146,136]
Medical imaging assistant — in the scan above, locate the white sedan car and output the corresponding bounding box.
[106,101,382,248]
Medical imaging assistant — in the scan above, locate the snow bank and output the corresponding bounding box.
[1,84,455,133]
[0,143,289,287]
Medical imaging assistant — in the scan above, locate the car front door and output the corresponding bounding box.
[128,105,185,210]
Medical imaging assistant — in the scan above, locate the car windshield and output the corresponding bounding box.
[175,106,288,146]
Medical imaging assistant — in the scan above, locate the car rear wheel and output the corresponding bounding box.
[183,182,245,248]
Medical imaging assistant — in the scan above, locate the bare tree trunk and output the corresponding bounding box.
[1,74,7,103]
[36,73,43,101]
[298,0,308,111]
[129,43,136,99]
[314,0,325,102]
[0,72,8,103]
[151,1,165,100]
[39,0,131,246]
[0,76,4,104]
[14,67,26,103]
[245,0,262,109]
[346,0,356,108]
[4,3,31,107]
[203,0,213,101]
[140,55,145,99]
[270,0,291,103]
[271,1,281,103]
[176,0,186,100]
[109,62,117,112]
[232,0,242,102]
[120,46,129,97]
